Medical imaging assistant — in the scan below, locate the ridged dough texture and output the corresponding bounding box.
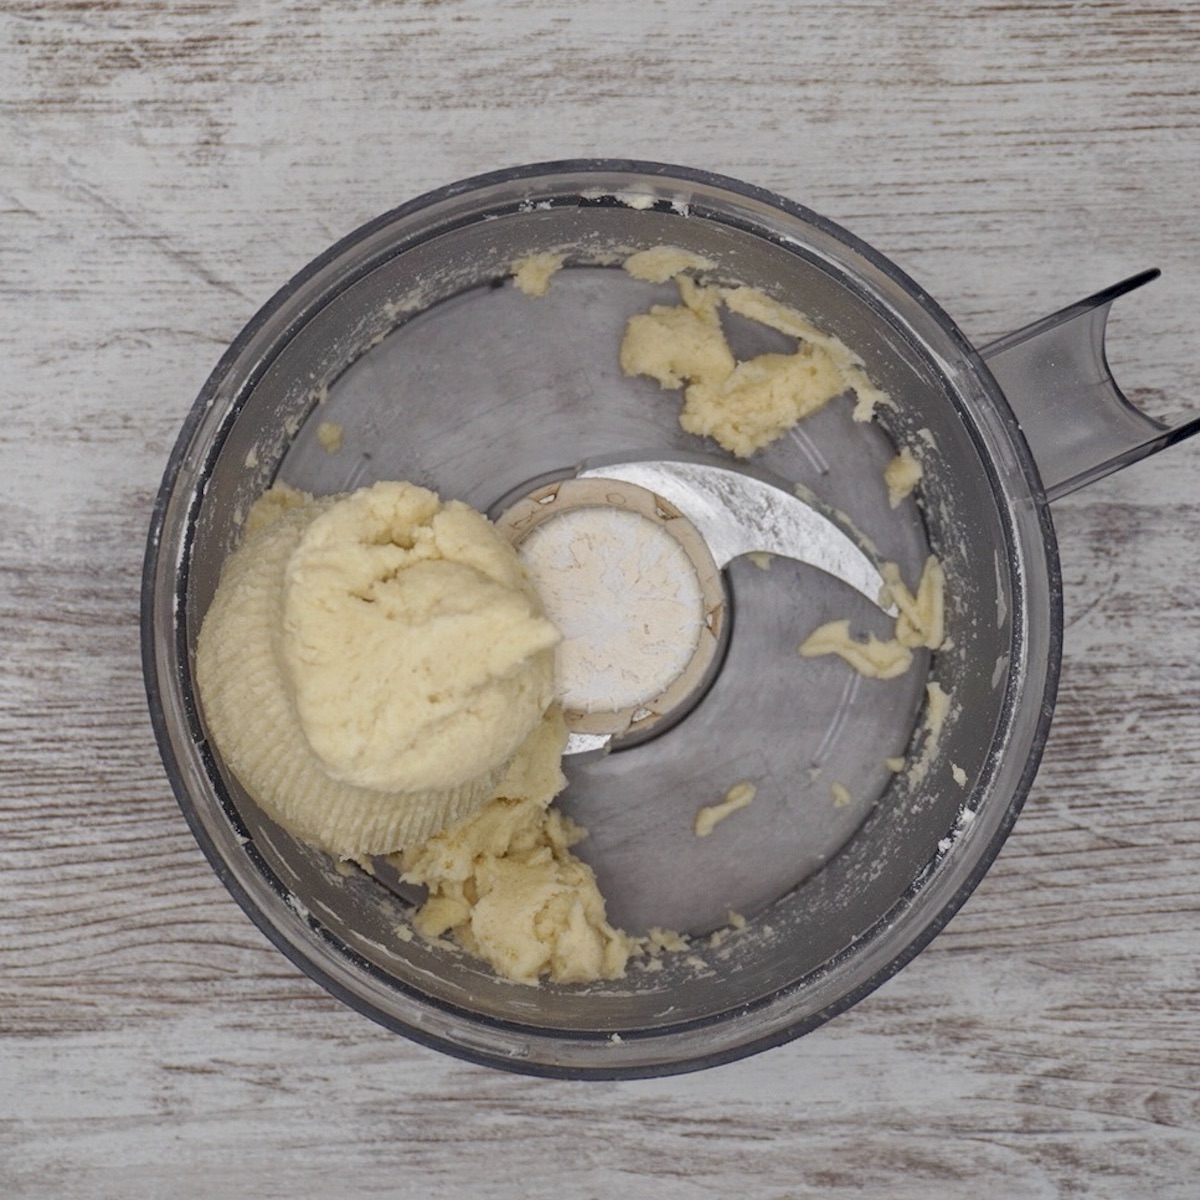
[195,481,563,859]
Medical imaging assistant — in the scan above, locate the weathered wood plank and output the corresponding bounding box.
[3,0,1200,1194]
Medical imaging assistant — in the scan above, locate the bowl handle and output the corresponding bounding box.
[979,269,1200,501]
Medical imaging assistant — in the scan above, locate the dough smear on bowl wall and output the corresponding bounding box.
[143,160,1200,1077]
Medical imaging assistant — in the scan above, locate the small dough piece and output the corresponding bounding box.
[680,344,846,458]
[316,420,344,454]
[399,795,634,985]
[511,252,565,297]
[623,246,715,284]
[799,556,946,680]
[908,680,954,788]
[720,285,821,340]
[620,302,735,391]
[676,273,725,323]
[882,555,945,650]
[830,781,853,808]
[721,286,889,423]
[694,780,757,838]
[798,620,913,680]
[925,680,951,739]
[884,446,923,507]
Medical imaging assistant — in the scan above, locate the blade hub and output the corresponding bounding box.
[495,477,727,745]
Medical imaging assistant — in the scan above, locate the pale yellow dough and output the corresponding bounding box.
[398,795,634,985]
[623,246,716,284]
[196,480,652,987]
[798,555,946,678]
[694,781,757,838]
[316,420,344,454]
[884,446,923,507]
[619,252,890,455]
[196,481,562,859]
[797,621,914,680]
[620,299,735,391]
[908,680,955,787]
[282,482,560,795]
[511,252,566,297]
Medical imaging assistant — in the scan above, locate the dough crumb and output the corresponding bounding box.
[909,681,954,788]
[616,191,656,211]
[830,781,853,808]
[951,763,968,787]
[511,252,566,297]
[623,246,715,283]
[694,780,757,837]
[885,756,906,773]
[316,420,344,454]
[882,555,946,651]
[925,681,951,739]
[747,551,773,571]
[884,446,923,507]
[642,926,691,956]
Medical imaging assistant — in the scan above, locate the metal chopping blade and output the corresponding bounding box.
[558,456,895,756]
[578,457,891,610]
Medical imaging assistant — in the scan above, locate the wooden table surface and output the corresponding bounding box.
[4,1,1200,1195]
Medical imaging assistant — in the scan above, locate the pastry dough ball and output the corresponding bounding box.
[282,482,560,793]
[195,481,561,859]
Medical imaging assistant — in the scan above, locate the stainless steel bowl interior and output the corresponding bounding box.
[143,162,1059,1076]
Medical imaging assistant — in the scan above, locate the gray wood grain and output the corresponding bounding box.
[3,0,1199,1195]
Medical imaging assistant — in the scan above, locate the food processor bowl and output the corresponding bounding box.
[142,161,1197,1077]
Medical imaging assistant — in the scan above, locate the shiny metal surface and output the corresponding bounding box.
[578,457,894,608]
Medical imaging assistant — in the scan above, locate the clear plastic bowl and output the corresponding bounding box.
[142,161,1059,1077]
